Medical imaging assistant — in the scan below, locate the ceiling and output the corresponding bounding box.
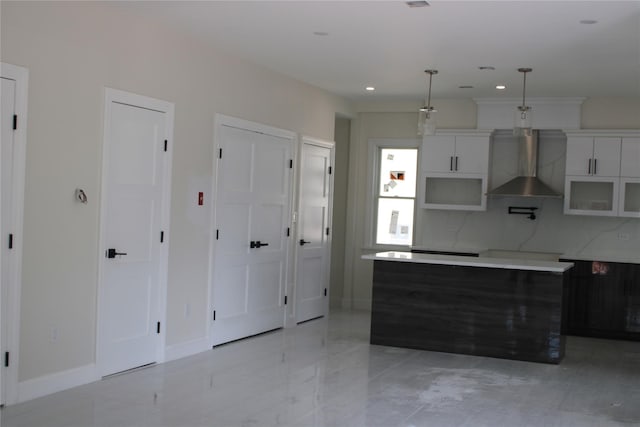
[129,1,640,103]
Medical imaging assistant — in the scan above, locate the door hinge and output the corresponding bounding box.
[213,310,216,321]
[4,351,9,367]
[326,227,330,236]
[218,148,223,159]
[13,115,18,130]
[289,159,293,169]
[324,288,327,297]
[8,234,13,249]
[164,140,168,152]
[286,227,290,237]
[156,322,161,334]
[284,296,288,305]
[216,229,219,240]
[160,231,164,243]
[328,166,332,175]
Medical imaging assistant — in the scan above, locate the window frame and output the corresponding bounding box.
[365,138,420,249]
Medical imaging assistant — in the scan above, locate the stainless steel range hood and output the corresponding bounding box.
[488,130,562,198]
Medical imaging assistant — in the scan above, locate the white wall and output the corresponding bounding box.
[1,2,352,383]
[343,98,640,310]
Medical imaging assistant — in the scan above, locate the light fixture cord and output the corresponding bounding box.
[427,72,433,109]
[521,71,527,108]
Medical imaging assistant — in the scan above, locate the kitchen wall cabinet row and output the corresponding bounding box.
[564,132,640,217]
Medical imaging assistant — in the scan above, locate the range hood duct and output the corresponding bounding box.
[488,130,562,198]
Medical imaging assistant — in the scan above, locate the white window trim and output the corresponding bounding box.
[365,138,420,250]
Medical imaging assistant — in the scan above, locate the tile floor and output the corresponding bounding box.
[2,309,640,427]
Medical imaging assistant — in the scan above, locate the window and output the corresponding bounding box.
[374,147,418,245]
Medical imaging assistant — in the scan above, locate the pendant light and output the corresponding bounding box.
[514,67,533,136]
[418,69,438,136]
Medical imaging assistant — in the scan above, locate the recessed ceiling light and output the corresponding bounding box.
[365,86,375,91]
[313,31,329,36]
[406,1,430,7]
[496,85,506,90]
[478,66,496,71]
[579,19,598,25]
[459,85,474,89]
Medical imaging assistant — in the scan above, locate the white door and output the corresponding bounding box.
[296,140,333,323]
[0,76,16,405]
[0,63,27,406]
[421,135,454,173]
[211,123,293,346]
[98,90,173,377]
[454,136,490,174]
[592,137,622,177]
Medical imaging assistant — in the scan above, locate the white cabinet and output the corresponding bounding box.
[422,135,489,174]
[420,132,491,211]
[620,138,640,217]
[564,132,640,217]
[565,137,620,177]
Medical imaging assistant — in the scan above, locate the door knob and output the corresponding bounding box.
[299,239,311,246]
[250,241,270,249]
[106,248,127,259]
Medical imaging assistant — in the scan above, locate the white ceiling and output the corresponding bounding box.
[130,1,640,103]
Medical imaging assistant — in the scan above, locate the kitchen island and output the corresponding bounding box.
[362,251,573,364]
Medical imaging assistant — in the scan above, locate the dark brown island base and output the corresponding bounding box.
[363,252,574,364]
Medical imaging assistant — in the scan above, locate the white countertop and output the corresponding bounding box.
[362,251,574,273]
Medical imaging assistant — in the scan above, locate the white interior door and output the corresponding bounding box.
[0,76,16,405]
[211,123,293,346]
[296,140,333,323]
[0,63,27,406]
[98,90,173,377]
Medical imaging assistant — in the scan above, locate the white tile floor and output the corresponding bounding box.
[2,309,640,427]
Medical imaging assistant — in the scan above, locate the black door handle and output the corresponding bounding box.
[106,248,127,259]
[250,240,269,249]
[299,239,311,246]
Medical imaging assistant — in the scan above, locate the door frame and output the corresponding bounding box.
[206,114,297,345]
[0,62,28,406]
[293,137,335,322]
[96,88,174,375]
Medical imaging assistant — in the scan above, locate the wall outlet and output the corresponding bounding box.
[618,233,630,241]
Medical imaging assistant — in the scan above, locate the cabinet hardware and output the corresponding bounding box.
[299,239,311,246]
[106,248,127,258]
[250,240,269,249]
[593,158,598,175]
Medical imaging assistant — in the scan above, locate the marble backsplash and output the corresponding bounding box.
[417,130,640,263]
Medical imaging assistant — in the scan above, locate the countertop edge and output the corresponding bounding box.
[362,251,574,273]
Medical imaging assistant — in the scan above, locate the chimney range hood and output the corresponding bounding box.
[488,130,562,198]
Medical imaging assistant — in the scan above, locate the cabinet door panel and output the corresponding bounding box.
[566,137,594,176]
[620,138,640,177]
[592,137,621,177]
[421,135,455,173]
[454,136,490,174]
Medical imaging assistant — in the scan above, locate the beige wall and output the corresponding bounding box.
[342,98,640,310]
[1,1,352,382]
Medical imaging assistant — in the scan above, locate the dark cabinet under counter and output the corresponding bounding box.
[562,259,640,340]
[365,252,572,364]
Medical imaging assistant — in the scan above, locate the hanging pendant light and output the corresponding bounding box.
[514,67,533,137]
[418,69,438,136]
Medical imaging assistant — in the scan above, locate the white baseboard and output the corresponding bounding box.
[164,336,209,362]
[17,363,98,403]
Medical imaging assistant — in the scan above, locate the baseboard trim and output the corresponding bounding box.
[17,363,98,403]
[164,336,209,362]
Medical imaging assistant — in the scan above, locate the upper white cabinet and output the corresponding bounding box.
[621,138,640,177]
[420,131,491,211]
[565,137,621,177]
[564,132,640,217]
[422,135,489,175]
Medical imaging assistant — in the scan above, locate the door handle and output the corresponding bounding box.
[106,248,127,259]
[299,239,311,246]
[250,240,269,249]
[588,158,592,174]
[455,156,459,171]
[449,156,453,171]
[593,158,597,175]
